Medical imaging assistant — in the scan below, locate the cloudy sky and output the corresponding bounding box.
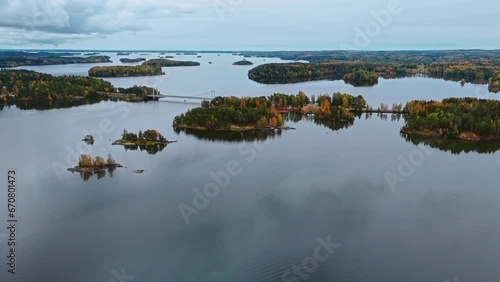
[0,0,498,50]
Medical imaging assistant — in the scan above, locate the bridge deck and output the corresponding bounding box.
[147,95,212,100]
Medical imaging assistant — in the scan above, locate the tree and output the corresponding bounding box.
[78,154,92,167]
[107,154,116,166]
[256,116,268,129]
[321,98,331,113]
[277,115,284,127]
[269,117,278,127]
[122,129,128,139]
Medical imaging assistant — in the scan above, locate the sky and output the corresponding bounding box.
[0,0,498,51]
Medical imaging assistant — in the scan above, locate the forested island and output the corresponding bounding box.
[489,72,500,92]
[401,98,500,141]
[113,129,171,146]
[88,59,200,77]
[172,92,367,132]
[68,154,122,173]
[343,70,379,86]
[113,129,174,154]
[0,70,157,103]
[143,59,200,67]
[248,60,500,89]
[120,58,146,63]
[0,51,111,67]
[88,65,164,77]
[233,60,254,66]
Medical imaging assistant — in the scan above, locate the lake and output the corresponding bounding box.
[1,53,499,282]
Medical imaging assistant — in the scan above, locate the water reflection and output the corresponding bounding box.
[176,113,401,142]
[119,143,168,155]
[9,98,105,111]
[175,127,282,143]
[71,167,116,181]
[401,133,500,154]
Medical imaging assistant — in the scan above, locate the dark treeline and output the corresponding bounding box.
[0,51,111,67]
[119,58,146,63]
[143,59,200,67]
[240,50,500,64]
[402,98,500,140]
[249,61,500,89]
[248,62,413,83]
[233,60,254,66]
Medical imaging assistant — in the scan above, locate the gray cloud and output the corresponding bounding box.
[0,0,211,46]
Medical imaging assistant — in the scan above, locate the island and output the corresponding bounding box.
[246,50,500,91]
[88,59,200,77]
[119,58,146,63]
[143,59,200,67]
[88,65,164,77]
[173,92,367,132]
[68,154,122,173]
[112,129,175,154]
[233,60,254,66]
[0,51,111,67]
[117,52,131,56]
[342,70,379,86]
[400,98,500,141]
[84,52,100,56]
[113,129,174,146]
[82,134,94,145]
[489,72,500,93]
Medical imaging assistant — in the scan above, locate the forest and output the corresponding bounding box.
[249,60,500,89]
[343,70,379,86]
[233,60,254,66]
[401,98,500,141]
[240,50,500,64]
[0,51,111,67]
[489,72,500,92]
[89,59,200,77]
[0,69,113,101]
[88,65,164,77]
[173,96,285,131]
[172,92,367,131]
[0,70,156,102]
[142,59,200,67]
[119,58,146,63]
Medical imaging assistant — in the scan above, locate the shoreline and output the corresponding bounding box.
[112,139,175,146]
[68,164,123,173]
[400,129,500,142]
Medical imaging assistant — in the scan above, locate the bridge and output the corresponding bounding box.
[147,90,215,101]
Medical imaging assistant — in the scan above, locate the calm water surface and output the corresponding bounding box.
[0,53,499,282]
